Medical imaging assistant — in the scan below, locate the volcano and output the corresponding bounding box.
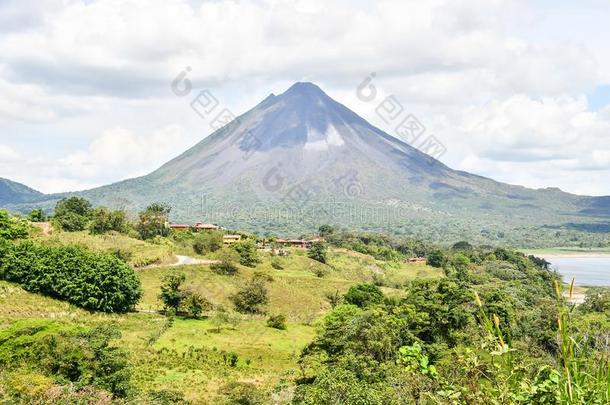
[3,82,608,243]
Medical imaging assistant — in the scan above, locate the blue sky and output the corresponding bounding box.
[0,0,609,196]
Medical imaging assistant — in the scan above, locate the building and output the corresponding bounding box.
[407,257,427,264]
[169,224,190,230]
[223,235,242,244]
[276,239,312,249]
[194,222,220,231]
[168,222,220,232]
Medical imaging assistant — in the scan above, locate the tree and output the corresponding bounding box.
[210,248,239,275]
[230,278,269,314]
[343,284,384,308]
[427,250,447,268]
[28,208,46,222]
[452,241,473,251]
[90,207,129,235]
[193,231,223,254]
[54,197,92,231]
[0,210,29,240]
[136,203,171,240]
[318,224,335,237]
[233,240,261,268]
[308,241,328,264]
[183,290,212,318]
[158,273,186,313]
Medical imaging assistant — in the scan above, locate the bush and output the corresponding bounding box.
[267,314,287,330]
[271,258,284,270]
[211,248,240,275]
[308,241,328,263]
[0,210,28,240]
[0,320,133,398]
[193,231,224,255]
[325,290,343,308]
[233,240,261,268]
[343,284,384,308]
[183,290,212,319]
[0,241,142,312]
[219,381,266,404]
[230,278,269,314]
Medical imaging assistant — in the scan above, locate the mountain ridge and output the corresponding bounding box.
[1,82,608,244]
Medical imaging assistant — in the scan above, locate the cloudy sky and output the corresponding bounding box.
[1,0,609,196]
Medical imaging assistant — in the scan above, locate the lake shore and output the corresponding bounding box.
[523,248,610,259]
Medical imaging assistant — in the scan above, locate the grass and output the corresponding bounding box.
[36,231,176,267]
[0,232,443,403]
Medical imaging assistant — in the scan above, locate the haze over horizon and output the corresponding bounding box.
[1,0,610,196]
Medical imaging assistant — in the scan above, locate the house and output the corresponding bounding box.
[223,235,242,244]
[276,239,312,249]
[168,222,220,232]
[194,222,220,231]
[407,257,427,264]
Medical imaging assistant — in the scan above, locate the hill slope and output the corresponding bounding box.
[2,83,608,244]
[0,178,44,206]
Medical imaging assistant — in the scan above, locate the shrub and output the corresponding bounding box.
[224,352,239,367]
[343,284,384,308]
[0,320,133,398]
[211,248,240,275]
[271,258,284,270]
[267,314,287,330]
[219,381,266,404]
[230,279,269,314]
[308,241,328,263]
[192,231,223,254]
[183,290,212,319]
[325,290,343,308]
[0,241,142,313]
[0,210,28,240]
[233,240,261,268]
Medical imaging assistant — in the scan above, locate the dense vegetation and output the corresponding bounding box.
[0,240,142,313]
[0,204,608,403]
[294,248,609,404]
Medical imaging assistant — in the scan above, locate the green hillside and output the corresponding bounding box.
[0,178,43,206]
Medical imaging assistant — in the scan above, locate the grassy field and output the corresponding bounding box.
[1,231,442,403]
[37,231,176,267]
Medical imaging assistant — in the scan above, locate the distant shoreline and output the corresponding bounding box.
[522,248,610,259]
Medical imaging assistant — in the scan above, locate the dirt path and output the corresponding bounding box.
[173,255,220,266]
[141,255,220,269]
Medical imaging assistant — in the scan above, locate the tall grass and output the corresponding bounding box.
[554,278,609,404]
[473,280,609,404]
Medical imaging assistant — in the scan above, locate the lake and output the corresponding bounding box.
[545,256,610,286]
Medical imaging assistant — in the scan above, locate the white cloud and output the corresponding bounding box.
[0,144,19,161]
[0,0,609,195]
